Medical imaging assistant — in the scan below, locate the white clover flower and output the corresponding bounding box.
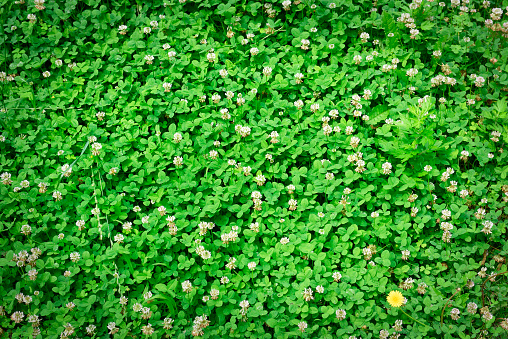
[235,93,245,106]
[401,250,410,260]
[11,311,24,323]
[251,191,262,200]
[382,162,392,174]
[328,109,339,119]
[406,68,418,77]
[336,309,346,320]
[294,99,304,109]
[250,47,259,55]
[90,142,102,156]
[219,108,231,120]
[70,252,80,262]
[211,93,221,104]
[61,164,72,177]
[96,111,105,121]
[288,199,298,211]
[53,191,63,201]
[144,55,155,64]
[254,174,266,186]
[300,39,310,50]
[491,130,501,142]
[381,64,392,72]
[20,224,31,235]
[206,51,216,62]
[239,300,250,310]
[360,32,369,42]
[132,303,143,312]
[163,82,172,92]
[297,321,308,333]
[450,308,460,320]
[241,166,252,177]
[85,324,97,336]
[209,150,219,160]
[302,287,314,301]
[34,0,45,9]
[350,136,360,148]
[459,189,469,198]
[118,25,128,34]
[182,280,192,293]
[173,156,183,166]
[76,220,86,231]
[467,302,478,314]
[239,126,251,137]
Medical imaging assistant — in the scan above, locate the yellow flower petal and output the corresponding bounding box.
[387,290,404,308]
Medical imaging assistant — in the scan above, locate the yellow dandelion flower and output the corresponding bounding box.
[387,290,404,307]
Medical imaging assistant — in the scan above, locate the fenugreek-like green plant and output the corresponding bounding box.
[0,0,507,338]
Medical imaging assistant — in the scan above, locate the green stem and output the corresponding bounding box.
[440,286,464,326]
[400,308,429,328]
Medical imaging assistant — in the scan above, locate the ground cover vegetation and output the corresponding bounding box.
[1,0,508,338]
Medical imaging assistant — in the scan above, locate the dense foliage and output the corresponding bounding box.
[1,0,508,338]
